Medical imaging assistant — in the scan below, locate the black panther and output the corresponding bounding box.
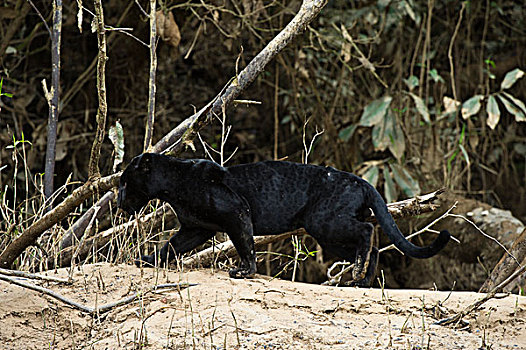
[117,153,450,286]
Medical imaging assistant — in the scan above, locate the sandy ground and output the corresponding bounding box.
[0,263,525,349]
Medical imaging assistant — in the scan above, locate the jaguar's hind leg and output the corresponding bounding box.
[351,223,374,282]
[307,219,374,285]
[348,246,378,287]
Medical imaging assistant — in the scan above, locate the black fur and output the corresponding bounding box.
[117,153,450,286]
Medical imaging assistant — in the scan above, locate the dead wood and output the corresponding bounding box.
[87,0,109,179]
[143,0,157,151]
[0,273,194,315]
[479,227,526,293]
[0,267,70,284]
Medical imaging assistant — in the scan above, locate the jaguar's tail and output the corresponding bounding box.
[365,181,450,258]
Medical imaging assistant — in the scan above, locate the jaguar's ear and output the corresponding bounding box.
[134,153,153,172]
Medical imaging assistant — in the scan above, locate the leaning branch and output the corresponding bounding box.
[479,227,526,293]
[51,205,175,268]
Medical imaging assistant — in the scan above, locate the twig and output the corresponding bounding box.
[447,2,466,103]
[69,205,100,280]
[448,213,521,266]
[135,0,149,17]
[27,0,52,37]
[435,263,526,326]
[338,23,388,89]
[0,274,195,314]
[0,267,70,284]
[105,26,148,47]
[325,261,353,286]
[88,0,109,179]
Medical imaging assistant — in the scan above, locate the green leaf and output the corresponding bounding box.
[359,96,392,127]
[403,75,419,91]
[362,165,379,188]
[429,69,445,83]
[372,121,388,151]
[461,95,483,119]
[2,92,13,98]
[338,125,357,142]
[383,166,397,203]
[409,93,431,123]
[108,121,125,172]
[280,115,291,124]
[371,109,405,159]
[390,164,421,197]
[458,144,470,166]
[497,93,526,122]
[486,95,501,129]
[501,92,526,121]
[500,68,525,90]
[386,110,405,160]
[484,59,495,69]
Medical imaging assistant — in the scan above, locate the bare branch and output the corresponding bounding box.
[43,0,62,208]
[87,0,109,179]
[0,273,194,315]
[0,267,70,284]
[144,0,157,151]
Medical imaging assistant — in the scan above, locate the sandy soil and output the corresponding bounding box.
[0,263,524,349]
